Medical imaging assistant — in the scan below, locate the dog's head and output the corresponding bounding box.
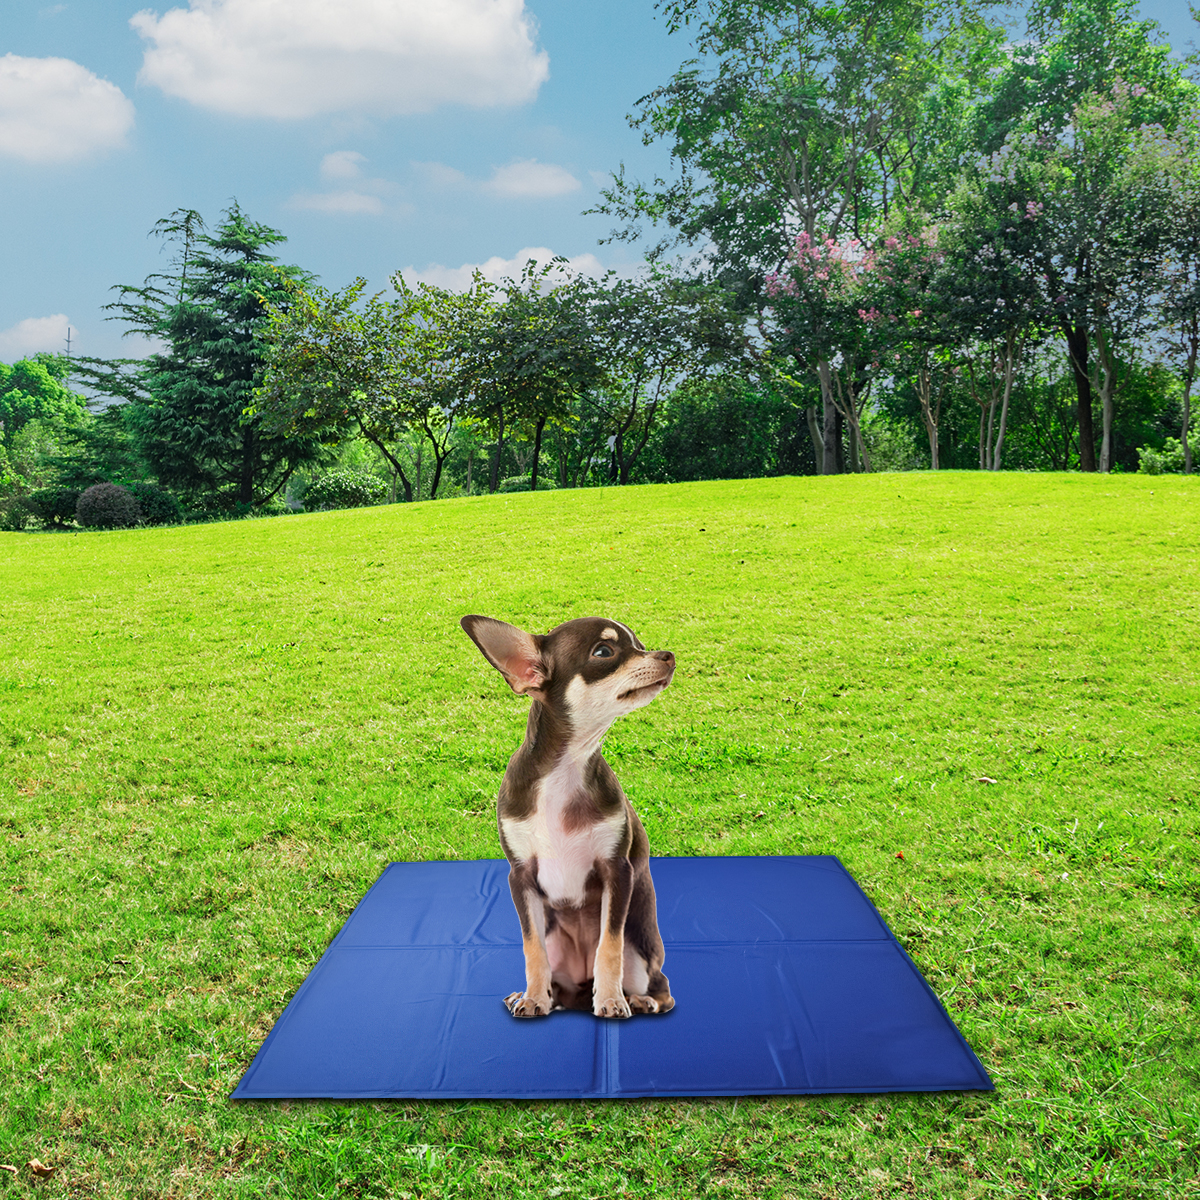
[461,615,675,742]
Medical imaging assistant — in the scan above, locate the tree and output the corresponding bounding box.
[0,354,89,493]
[256,272,496,501]
[589,270,752,484]
[972,0,1195,470]
[84,205,326,508]
[44,403,146,491]
[763,232,884,471]
[461,263,605,493]
[942,167,1049,469]
[592,0,1004,471]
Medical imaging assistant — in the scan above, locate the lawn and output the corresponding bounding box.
[0,471,1197,1199]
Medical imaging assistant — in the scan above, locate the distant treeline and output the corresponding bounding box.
[3,0,1198,527]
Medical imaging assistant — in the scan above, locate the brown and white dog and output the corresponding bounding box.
[461,615,676,1019]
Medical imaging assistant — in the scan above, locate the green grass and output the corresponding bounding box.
[0,471,1197,1199]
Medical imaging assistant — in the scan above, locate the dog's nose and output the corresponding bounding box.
[654,651,675,667]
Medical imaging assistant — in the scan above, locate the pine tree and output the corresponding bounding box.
[93,204,327,509]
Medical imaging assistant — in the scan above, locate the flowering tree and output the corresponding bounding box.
[593,0,1003,474]
[765,228,959,470]
[870,230,960,469]
[970,0,1195,471]
[764,232,883,471]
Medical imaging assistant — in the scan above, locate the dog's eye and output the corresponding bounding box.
[591,644,615,659]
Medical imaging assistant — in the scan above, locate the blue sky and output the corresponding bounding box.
[1,0,1195,362]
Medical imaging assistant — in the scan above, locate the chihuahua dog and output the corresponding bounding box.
[461,615,676,1019]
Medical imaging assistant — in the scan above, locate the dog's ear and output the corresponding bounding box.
[460,616,548,698]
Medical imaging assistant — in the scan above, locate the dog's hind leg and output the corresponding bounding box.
[622,944,674,1014]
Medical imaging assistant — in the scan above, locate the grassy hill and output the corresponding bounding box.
[1,472,1197,1198]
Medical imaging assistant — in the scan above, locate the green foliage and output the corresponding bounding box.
[1138,420,1200,473]
[125,480,182,526]
[636,375,809,481]
[256,272,496,502]
[496,473,558,493]
[0,354,87,454]
[0,475,1196,1196]
[594,0,989,279]
[82,206,327,510]
[75,482,140,530]
[27,485,82,529]
[303,467,387,510]
[0,495,34,532]
[46,403,145,491]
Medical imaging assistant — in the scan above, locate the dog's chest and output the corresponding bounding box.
[501,759,624,907]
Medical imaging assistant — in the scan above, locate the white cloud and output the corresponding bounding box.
[485,158,580,198]
[0,54,134,163]
[401,247,607,291]
[131,0,550,119]
[320,149,366,180]
[411,159,470,188]
[289,189,385,215]
[0,314,74,359]
[414,157,581,198]
[289,151,397,214]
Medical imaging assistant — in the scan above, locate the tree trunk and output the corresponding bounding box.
[1062,320,1097,471]
[362,429,412,501]
[489,405,505,493]
[991,330,1018,472]
[917,363,938,470]
[817,360,840,474]
[1093,328,1117,474]
[1182,316,1197,475]
[805,405,825,473]
[966,359,987,469]
[530,415,546,491]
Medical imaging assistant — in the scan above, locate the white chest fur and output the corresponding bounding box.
[501,756,625,907]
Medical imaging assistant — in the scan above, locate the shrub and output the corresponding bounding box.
[303,468,387,510]
[0,496,35,532]
[1137,431,1200,475]
[28,486,82,529]
[76,482,141,530]
[125,481,182,526]
[497,474,558,493]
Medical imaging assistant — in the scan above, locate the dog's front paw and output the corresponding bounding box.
[594,994,632,1019]
[504,990,552,1018]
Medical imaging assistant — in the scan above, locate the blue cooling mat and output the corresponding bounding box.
[232,857,993,1099]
